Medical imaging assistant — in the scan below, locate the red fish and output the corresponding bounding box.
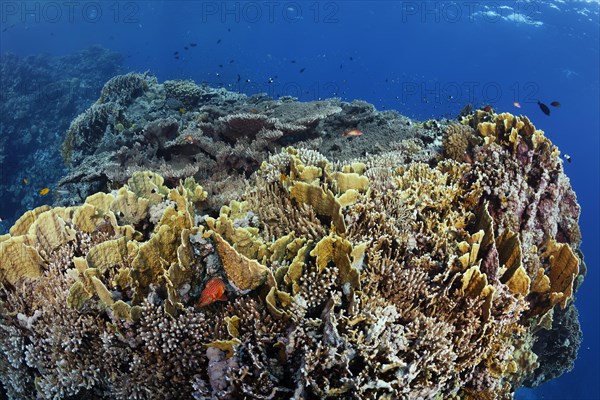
[344,129,364,137]
[483,105,492,112]
[198,277,228,307]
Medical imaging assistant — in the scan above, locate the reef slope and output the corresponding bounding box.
[0,75,585,399]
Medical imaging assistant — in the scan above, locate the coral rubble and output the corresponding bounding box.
[0,105,585,399]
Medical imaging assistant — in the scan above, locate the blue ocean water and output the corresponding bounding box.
[0,1,598,398]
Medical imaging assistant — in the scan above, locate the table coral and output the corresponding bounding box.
[0,111,585,399]
[56,74,426,213]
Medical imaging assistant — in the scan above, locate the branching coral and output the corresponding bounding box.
[0,111,584,399]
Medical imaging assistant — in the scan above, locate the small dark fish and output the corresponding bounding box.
[237,74,241,82]
[267,77,274,83]
[228,28,231,32]
[219,64,223,68]
[349,56,354,61]
[291,60,296,63]
[190,42,197,47]
[538,101,550,116]
[245,79,251,83]
[550,101,561,107]
[299,68,306,73]
[175,56,180,60]
[184,46,189,50]
[217,39,222,44]
[563,154,572,163]
[229,59,235,63]
[174,51,179,55]
[340,64,343,69]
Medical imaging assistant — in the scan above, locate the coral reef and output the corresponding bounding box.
[0,108,585,399]
[56,74,433,213]
[0,46,123,233]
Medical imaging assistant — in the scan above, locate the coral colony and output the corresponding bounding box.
[0,74,584,399]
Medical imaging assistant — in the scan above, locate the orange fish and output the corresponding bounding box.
[483,105,492,112]
[198,277,227,307]
[344,129,364,137]
[184,134,195,144]
[39,187,50,195]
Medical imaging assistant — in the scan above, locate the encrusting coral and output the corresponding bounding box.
[0,110,585,399]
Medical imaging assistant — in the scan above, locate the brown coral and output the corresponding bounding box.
[443,123,476,162]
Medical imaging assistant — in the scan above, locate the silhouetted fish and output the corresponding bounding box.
[217,39,222,44]
[538,101,550,116]
[340,64,343,69]
[184,46,189,50]
[174,51,179,55]
[349,56,354,61]
[190,42,197,47]
[550,101,561,107]
[219,64,223,68]
[229,59,234,63]
[299,68,306,73]
[291,60,296,63]
[237,74,241,82]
